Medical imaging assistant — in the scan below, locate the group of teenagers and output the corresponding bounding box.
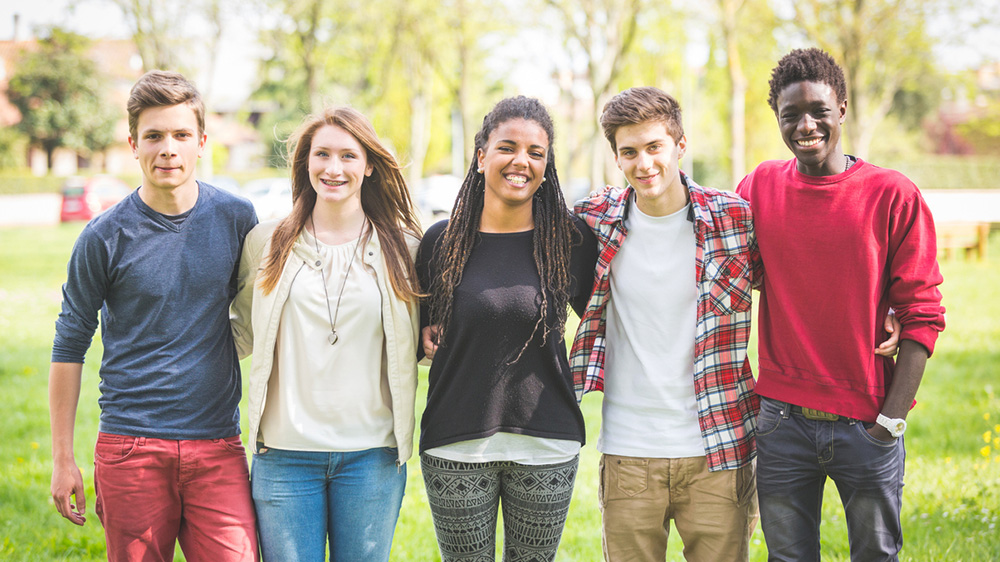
[49,46,946,562]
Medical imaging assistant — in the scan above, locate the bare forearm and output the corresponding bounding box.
[880,340,928,420]
[49,362,83,463]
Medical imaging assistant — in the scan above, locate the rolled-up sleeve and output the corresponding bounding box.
[888,192,946,355]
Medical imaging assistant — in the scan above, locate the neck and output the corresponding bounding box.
[798,150,848,177]
[137,181,198,215]
[310,199,367,245]
[479,198,534,233]
[634,176,687,217]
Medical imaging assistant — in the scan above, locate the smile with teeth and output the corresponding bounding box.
[796,138,822,147]
[505,174,528,187]
[320,178,347,187]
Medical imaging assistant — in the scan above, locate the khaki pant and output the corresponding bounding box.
[599,454,758,562]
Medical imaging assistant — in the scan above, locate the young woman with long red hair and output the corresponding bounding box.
[230,107,421,561]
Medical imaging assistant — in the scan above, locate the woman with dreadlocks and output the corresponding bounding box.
[415,96,598,561]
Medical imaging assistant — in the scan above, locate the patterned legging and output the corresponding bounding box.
[420,454,579,562]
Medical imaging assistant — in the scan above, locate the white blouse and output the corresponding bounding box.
[258,229,395,452]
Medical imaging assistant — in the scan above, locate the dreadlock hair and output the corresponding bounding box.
[428,96,579,361]
[257,107,423,302]
[767,48,848,113]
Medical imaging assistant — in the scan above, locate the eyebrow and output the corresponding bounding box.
[141,127,196,134]
[497,139,547,151]
[618,137,667,151]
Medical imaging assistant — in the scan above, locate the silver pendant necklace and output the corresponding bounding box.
[310,214,366,345]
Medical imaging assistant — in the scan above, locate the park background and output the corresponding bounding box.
[1,0,999,559]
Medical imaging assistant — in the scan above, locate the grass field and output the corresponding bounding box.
[0,223,998,561]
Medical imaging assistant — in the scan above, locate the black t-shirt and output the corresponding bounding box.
[416,216,598,453]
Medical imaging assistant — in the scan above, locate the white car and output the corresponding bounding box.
[243,177,293,221]
[415,175,463,222]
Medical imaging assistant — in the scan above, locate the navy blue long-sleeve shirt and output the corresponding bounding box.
[52,183,257,439]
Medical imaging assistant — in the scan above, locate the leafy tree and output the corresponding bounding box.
[7,28,118,172]
[786,0,938,159]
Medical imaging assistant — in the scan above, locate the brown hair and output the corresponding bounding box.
[257,107,423,302]
[599,86,684,152]
[127,70,206,140]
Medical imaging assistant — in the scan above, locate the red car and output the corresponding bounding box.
[59,176,133,222]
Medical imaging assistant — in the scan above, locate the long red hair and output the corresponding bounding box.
[257,107,422,301]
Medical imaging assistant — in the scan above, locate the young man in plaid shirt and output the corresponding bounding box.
[570,86,761,561]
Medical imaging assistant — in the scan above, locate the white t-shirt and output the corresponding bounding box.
[259,230,395,452]
[598,199,704,458]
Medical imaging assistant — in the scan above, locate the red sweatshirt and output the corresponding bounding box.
[737,159,945,421]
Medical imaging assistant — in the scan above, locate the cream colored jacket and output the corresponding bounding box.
[230,219,420,465]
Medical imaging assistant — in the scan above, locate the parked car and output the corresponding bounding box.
[59,175,133,222]
[243,177,293,221]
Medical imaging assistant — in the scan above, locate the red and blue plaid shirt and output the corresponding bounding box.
[570,174,761,471]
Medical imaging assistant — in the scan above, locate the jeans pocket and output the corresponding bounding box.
[213,435,246,455]
[94,433,139,464]
[615,458,648,497]
[755,398,783,437]
[858,422,899,447]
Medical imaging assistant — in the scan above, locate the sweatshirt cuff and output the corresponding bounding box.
[900,323,941,357]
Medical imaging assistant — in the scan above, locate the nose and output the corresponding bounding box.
[797,114,817,135]
[160,136,177,157]
[636,151,652,171]
[511,148,529,168]
[325,158,343,175]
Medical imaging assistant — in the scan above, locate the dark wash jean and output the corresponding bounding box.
[755,397,905,562]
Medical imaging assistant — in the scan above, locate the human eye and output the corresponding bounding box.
[343,152,357,159]
[530,150,545,159]
[314,150,329,158]
[145,133,161,140]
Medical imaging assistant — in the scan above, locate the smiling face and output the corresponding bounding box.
[613,120,687,216]
[308,124,372,209]
[477,118,549,213]
[128,103,205,195]
[775,80,847,176]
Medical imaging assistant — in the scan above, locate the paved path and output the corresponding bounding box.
[1,190,998,228]
[0,194,60,227]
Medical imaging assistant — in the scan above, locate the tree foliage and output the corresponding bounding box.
[6,28,118,172]
[786,0,938,159]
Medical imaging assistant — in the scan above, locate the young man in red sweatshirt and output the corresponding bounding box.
[737,48,945,561]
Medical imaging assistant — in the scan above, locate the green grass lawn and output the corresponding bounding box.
[0,223,997,561]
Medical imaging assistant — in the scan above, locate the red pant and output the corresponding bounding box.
[94,432,259,561]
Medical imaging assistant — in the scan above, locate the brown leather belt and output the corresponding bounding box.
[790,405,840,421]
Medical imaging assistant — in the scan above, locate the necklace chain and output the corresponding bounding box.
[310,215,366,345]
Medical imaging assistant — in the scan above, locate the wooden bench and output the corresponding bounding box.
[936,222,990,261]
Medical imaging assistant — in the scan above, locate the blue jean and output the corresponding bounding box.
[251,447,406,562]
[755,397,905,562]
